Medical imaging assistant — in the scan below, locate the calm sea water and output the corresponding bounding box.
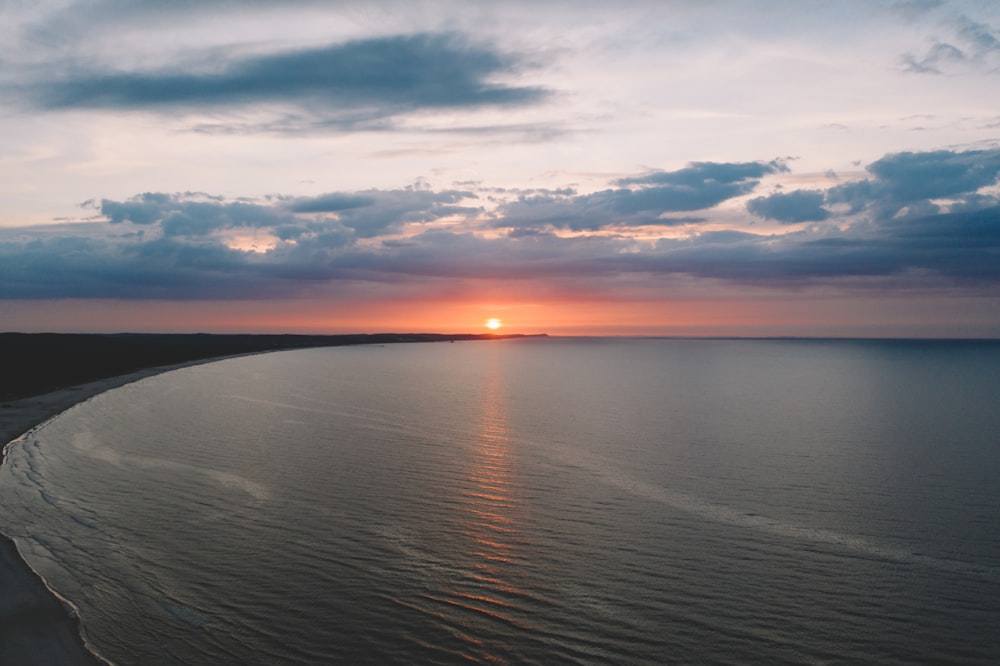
[2,338,1000,664]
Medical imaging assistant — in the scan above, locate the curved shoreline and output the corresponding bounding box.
[0,354,261,666]
[0,334,540,664]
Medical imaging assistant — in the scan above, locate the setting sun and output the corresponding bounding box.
[485,318,502,330]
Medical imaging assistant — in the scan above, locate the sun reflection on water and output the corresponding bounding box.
[441,359,537,657]
[464,368,525,569]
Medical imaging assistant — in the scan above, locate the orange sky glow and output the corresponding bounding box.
[2,3,999,337]
[5,289,997,338]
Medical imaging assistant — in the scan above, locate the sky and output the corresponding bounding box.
[2,0,999,337]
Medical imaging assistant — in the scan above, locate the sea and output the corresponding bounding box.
[2,337,999,665]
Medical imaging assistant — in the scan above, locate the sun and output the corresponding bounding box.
[485,318,502,330]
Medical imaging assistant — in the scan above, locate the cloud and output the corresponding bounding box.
[879,205,1000,256]
[21,33,549,129]
[901,42,966,74]
[866,149,1000,199]
[98,193,295,236]
[93,187,481,241]
[955,16,1000,58]
[747,190,830,223]
[496,161,784,231]
[283,194,379,214]
[638,204,1000,284]
[826,148,1000,219]
[285,188,479,238]
[3,149,1000,301]
[0,229,256,299]
[615,161,787,188]
[901,14,1000,75]
[890,0,944,20]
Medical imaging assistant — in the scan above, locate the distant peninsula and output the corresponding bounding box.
[0,332,547,403]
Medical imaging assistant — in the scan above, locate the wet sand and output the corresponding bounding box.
[0,533,106,665]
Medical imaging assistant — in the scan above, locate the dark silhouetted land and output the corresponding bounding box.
[0,332,544,402]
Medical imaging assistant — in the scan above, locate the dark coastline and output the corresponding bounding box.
[0,331,543,665]
[0,332,543,402]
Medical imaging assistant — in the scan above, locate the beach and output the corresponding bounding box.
[0,358,250,665]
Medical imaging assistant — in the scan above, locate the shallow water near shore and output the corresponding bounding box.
[2,338,1000,664]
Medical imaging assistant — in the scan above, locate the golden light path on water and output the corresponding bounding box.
[453,355,533,658]
[412,350,533,659]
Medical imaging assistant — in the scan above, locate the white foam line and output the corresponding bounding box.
[536,438,1000,582]
[69,431,269,502]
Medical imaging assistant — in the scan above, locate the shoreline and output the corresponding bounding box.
[0,354,261,666]
[0,333,542,664]
[0,332,545,403]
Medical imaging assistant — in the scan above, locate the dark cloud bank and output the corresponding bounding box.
[2,149,999,300]
[20,33,548,131]
[499,161,787,231]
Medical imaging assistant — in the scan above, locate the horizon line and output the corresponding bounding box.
[3,331,998,342]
